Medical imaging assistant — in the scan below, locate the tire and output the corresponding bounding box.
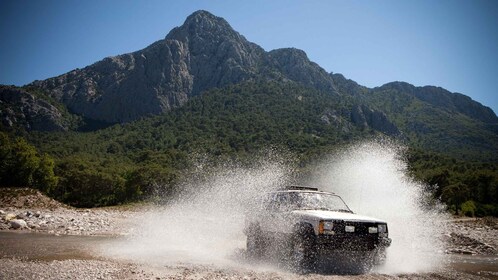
[246,226,265,259]
[290,226,317,272]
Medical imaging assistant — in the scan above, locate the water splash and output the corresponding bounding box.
[101,141,448,274]
[308,140,448,273]
[101,155,292,265]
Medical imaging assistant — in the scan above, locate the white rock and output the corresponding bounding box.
[5,213,16,221]
[10,219,27,229]
[0,210,5,215]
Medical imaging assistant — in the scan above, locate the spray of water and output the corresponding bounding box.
[101,154,292,266]
[101,141,448,274]
[308,140,448,273]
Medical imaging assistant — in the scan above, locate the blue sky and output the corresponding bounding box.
[1,0,497,113]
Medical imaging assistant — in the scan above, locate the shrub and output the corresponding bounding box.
[460,200,477,217]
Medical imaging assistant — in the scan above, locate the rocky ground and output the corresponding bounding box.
[0,188,135,236]
[444,217,498,256]
[1,188,497,279]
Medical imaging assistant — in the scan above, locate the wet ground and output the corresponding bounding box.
[0,231,105,261]
[448,254,498,278]
[1,188,497,279]
[1,231,497,280]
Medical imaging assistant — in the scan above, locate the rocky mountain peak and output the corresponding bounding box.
[166,10,242,43]
[183,10,231,31]
[164,10,265,96]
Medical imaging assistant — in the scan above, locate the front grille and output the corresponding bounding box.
[348,222,377,234]
[333,221,378,235]
[317,220,382,251]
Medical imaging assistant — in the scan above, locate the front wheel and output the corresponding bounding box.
[290,227,317,272]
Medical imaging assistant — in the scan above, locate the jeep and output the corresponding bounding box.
[244,186,391,271]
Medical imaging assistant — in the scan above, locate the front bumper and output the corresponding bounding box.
[316,234,391,252]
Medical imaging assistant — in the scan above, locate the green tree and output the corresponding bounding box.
[34,154,58,193]
[460,200,477,217]
[10,137,40,186]
[0,132,13,183]
[442,183,469,215]
[0,132,58,194]
[57,168,126,207]
[125,164,179,199]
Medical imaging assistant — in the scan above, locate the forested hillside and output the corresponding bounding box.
[1,81,495,215]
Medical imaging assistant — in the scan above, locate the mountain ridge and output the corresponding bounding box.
[28,10,339,123]
[374,81,497,123]
[27,10,496,126]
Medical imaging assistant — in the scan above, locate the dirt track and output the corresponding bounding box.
[1,188,497,279]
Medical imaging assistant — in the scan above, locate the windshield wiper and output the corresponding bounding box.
[294,207,352,212]
[332,209,353,213]
[316,207,333,211]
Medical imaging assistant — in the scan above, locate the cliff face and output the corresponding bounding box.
[0,86,74,131]
[30,35,193,123]
[269,48,337,94]
[30,11,336,123]
[350,105,400,136]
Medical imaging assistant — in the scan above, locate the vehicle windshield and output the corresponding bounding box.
[266,192,352,213]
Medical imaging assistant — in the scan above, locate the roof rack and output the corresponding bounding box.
[280,185,319,191]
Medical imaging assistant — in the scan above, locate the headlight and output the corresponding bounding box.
[345,225,355,233]
[368,227,378,234]
[378,224,387,233]
[319,221,334,234]
[323,221,334,230]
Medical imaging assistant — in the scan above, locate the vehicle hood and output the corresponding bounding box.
[291,210,386,223]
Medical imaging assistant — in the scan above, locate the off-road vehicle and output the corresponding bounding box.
[244,186,391,271]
